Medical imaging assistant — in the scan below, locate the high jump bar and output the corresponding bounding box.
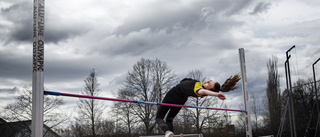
[44,91,246,112]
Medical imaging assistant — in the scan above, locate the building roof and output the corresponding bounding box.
[0,119,31,137]
[0,118,7,123]
[0,118,60,137]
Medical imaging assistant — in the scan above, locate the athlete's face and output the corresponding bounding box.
[203,80,217,91]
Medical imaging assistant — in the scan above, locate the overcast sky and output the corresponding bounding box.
[1,0,320,121]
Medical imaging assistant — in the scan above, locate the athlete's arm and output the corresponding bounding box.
[198,89,226,100]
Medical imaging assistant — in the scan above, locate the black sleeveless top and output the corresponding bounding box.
[161,78,205,105]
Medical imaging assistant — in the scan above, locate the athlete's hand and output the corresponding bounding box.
[217,93,226,100]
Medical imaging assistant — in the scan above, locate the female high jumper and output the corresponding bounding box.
[155,74,241,137]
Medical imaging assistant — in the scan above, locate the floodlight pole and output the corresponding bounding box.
[313,58,320,100]
[239,48,252,137]
[32,0,45,137]
[313,58,320,137]
[285,45,297,137]
[284,60,294,137]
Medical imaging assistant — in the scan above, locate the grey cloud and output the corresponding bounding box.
[0,51,32,81]
[284,19,320,37]
[250,2,271,15]
[109,35,155,56]
[1,1,32,44]
[44,26,89,44]
[45,14,91,44]
[0,1,89,45]
[108,0,251,57]
[109,74,126,86]
[115,0,253,36]
[103,31,170,56]
[115,7,200,35]
[0,87,18,93]
[222,0,253,16]
[44,59,98,83]
[97,27,192,57]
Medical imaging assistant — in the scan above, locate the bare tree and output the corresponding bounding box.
[235,103,247,136]
[179,108,195,133]
[200,98,223,136]
[265,56,281,135]
[291,79,319,136]
[118,58,175,135]
[75,69,104,137]
[96,118,117,137]
[112,89,139,137]
[1,85,67,136]
[186,69,206,82]
[250,93,262,135]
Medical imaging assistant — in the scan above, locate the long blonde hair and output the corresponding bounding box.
[214,74,241,92]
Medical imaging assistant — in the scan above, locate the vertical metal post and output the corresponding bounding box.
[285,60,293,137]
[277,98,289,137]
[239,48,252,137]
[32,0,45,136]
[313,58,320,100]
[313,58,320,137]
[286,45,297,137]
